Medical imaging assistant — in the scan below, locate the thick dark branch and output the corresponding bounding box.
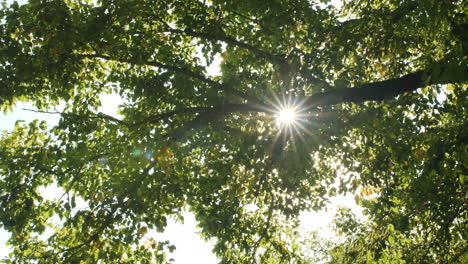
[132,103,271,127]
[305,70,424,108]
[167,103,273,141]
[304,60,468,108]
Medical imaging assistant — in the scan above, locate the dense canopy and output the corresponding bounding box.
[0,0,467,263]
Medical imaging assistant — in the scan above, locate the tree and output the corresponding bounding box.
[0,0,467,263]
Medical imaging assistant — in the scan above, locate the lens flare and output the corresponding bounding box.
[277,108,296,125]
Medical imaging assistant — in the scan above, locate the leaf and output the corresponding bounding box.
[138,226,148,236]
[0,1,466,263]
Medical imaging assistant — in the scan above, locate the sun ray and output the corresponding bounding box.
[289,125,299,153]
[292,122,306,143]
[263,91,323,160]
[294,121,312,135]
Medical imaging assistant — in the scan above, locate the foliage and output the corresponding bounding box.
[0,0,467,263]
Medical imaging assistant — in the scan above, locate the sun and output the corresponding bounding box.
[276,108,297,126]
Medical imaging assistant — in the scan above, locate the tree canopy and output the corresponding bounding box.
[0,0,467,263]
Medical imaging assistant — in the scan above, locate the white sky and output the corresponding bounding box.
[0,0,361,262]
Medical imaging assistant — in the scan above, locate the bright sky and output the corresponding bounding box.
[0,0,361,262]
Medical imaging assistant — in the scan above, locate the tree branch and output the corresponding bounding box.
[23,103,273,130]
[153,1,287,64]
[303,59,468,109]
[22,108,128,126]
[250,199,275,263]
[167,103,273,141]
[78,53,263,105]
[304,70,425,108]
[37,208,116,261]
[132,103,271,127]
[333,1,418,32]
[162,27,286,65]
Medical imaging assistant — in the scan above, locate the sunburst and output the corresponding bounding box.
[265,93,317,153]
[276,108,297,126]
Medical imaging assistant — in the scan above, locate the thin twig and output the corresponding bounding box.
[250,198,275,263]
[22,108,128,126]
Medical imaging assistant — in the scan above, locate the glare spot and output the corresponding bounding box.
[145,152,153,159]
[276,108,297,126]
[131,148,143,157]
